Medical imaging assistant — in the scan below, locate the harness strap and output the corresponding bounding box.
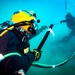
[0,26,14,37]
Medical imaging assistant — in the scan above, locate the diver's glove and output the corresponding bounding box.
[32,49,41,61]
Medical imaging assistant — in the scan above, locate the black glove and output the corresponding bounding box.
[32,49,41,61]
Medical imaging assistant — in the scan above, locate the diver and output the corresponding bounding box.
[60,12,75,42]
[0,10,41,75]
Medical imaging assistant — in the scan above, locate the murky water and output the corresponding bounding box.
[0,0,75,75]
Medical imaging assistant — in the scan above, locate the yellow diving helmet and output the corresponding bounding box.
[11,10,38,35]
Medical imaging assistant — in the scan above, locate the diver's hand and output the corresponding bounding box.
[32,49,41,61]
[41,25,48,29]
[39,25,48,32]
[60,21,63,24]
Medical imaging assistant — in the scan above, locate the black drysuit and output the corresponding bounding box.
[0,28,35,75]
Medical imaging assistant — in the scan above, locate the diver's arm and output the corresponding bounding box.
[3,52,35,74]
[29,25,48,39]
[60,20,67,24]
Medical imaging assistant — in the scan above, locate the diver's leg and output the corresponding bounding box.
[61,29,74,43]
[60,30,75,43]
[60,35,71,43]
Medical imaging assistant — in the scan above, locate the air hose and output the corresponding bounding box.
[32,24,75,68]
[32,52,75,68]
